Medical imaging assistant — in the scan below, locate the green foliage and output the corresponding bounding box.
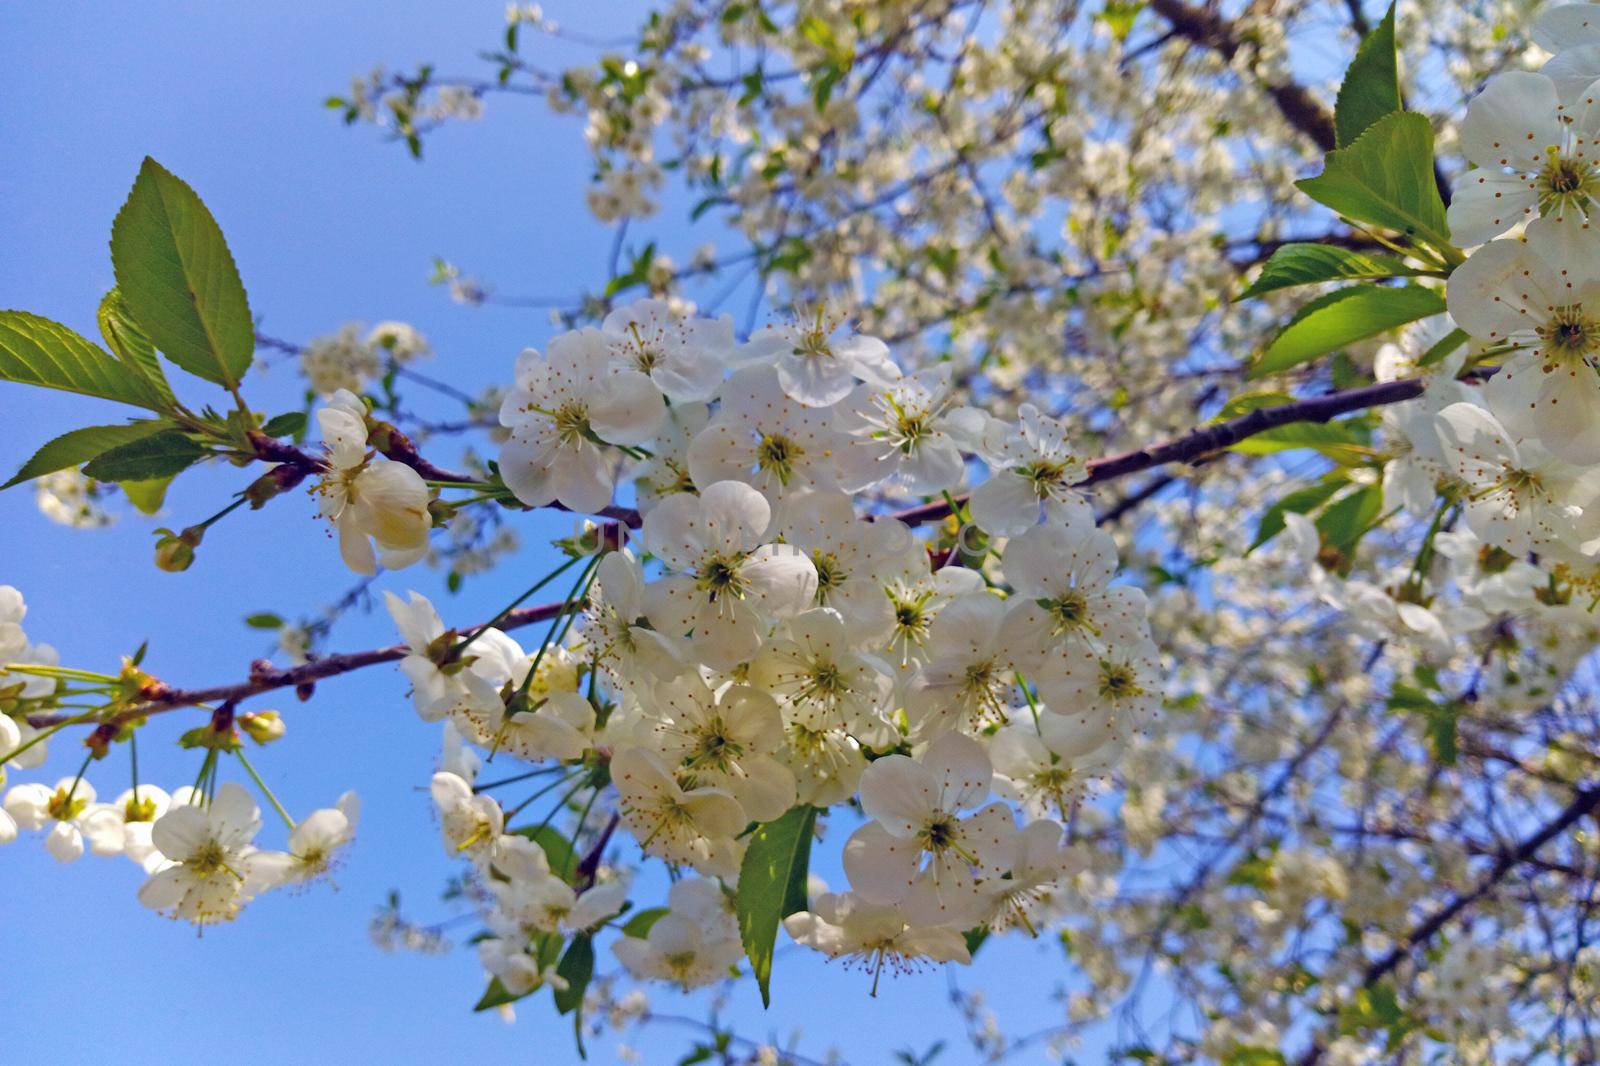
[736,804,817,1007]
[1295,112,1451,250]
[1230,421,1376,467]
[1315,483,1385,555]
[1249,477,1348,552]
[1239,243,1419,300]
[81,430,207,483]
[553,934,594,1015]
[1249,284,1444,378]
[0,311,169,410]
[244,613,285,629]
[4,420,173,490]
[1334,4,1400,147]
[1387,683,1460,765]
[620,906,669,938]
[110,157,255,390]
[261,412,308,439]
[1417,326,1468,368]
[97,288,176,407]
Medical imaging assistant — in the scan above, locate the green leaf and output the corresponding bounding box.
[97,288,176,406]
[1249,284,1444,378]
[621,906,669,938]
[0,311,168,409]
[261,412,307,439]
[1316,483,1384,551]
[1230,422,1377,466]
[245,613,284,629]
[82,430,206,483]
[737,804,817,1007]
[553,934,594,1015]
[1417,326,1469,368]
[1295,112,1450,248]
[510,824,577,881]
[110,158,254,389]
[1334,4,1399,147]
[1248,476,1349,552]
[1239,243,1419,300]
[1214,390,1294,421]
[4,420,172,489]
[121,476,174,515]
[473,977,525,1012]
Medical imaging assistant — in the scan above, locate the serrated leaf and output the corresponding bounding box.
[110,158,254,389]
[737,805,816,1007]
[97,288,176,406]
[82,430,206,483]
[1249,284,1444,378]
[621,906,669,938]
[1239,243,1419,300]
[4,420,173,489]
[0,311,167,409]
[553,934,594,1015]
[1334,4,1399,147]
[1295,112,1450,248]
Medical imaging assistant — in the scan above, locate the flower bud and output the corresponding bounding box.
[240,710,286,745]
[154,530,195,572]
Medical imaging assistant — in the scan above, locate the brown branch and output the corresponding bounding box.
[1298,782,1600,1064]
[1146,0,1337,152]
[34,374,1437,727]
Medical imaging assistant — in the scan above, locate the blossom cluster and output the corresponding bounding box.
[360,297,1159,993]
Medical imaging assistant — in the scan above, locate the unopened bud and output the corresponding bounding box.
[240,710,286,745]
[153,526,204,572]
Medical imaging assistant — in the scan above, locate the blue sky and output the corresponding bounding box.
[0,3,1102,1062]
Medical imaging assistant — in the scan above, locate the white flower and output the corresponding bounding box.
[315,390,431,575]
[611,746,746,877]
[365,321,431,362]
[641,479,818,669]
[750,608,894,732]
[784,891,970,987]
[1434,401,1580,554]
[997,520,1150,671]
[970,404,1093,535]
[735,313,897,407]
[1447,238,1600,463]
[386,590,525,724]
[1034,637,1162,743]
[776,491,913,643]
[257,791,361,887]
[430,771,503,862]
[687,366,842,503]
[905,592,1025,735]
[578,551,686,687]
[981,819,1086,934]
[833,365,981,495]
[843,732,1021,927]
[478,940,569,998]
[599,297,731,402]
[497,329,664,513]
[138,784,275,924]
[612,905,742,990]
[642,675,797,822]
[4,777,105,863]
[83,785,174,867]
[1448,70,1600,274]
[633,401,709,513]
[990,723,1119,820]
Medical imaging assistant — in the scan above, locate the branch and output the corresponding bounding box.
[1298,781,1600,1064]
[35,374,1436,726]
[1146,0,1337,152]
